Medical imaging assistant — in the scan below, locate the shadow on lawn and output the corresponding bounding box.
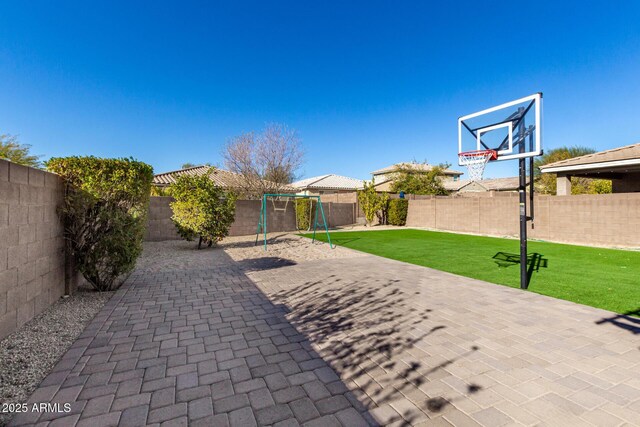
[493,251,548,284]
[595,309,640,336]
[270,275,481,425]
[329,237,361,245]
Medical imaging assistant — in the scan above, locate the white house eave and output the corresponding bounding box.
[540,158,640,174]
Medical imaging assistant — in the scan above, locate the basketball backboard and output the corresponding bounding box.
[458,93,542,163]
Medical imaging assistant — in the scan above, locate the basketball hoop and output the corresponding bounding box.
[458,149,497,181]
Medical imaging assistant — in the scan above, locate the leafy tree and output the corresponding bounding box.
[46,157,154,292]
[0,134,41,167]
[589,179,613,194]
[357,181,389,226]
[223,123,304,197]
[534,146,612,195]
[389,162,449,195]
[170,168,236,249]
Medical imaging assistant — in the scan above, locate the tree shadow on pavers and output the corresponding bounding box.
[270,275,482,425]
[235,257,297,272]
[595,308,640,335]
[426,382,482,411]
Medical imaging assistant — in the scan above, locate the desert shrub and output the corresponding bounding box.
[295,198,313,230]
[387,199,409,226]
[170,168,236,248]
[46,156,153,292]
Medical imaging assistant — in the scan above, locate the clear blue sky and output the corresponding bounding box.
[1,1,639,180]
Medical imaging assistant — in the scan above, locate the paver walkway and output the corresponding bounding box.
[10,234,640,426]
[10,240,370,427]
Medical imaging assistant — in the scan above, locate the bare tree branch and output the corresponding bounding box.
[223,123,304,197]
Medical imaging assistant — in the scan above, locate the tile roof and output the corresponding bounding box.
[444,176,520,192]
[539,143,640,171]
[371,162,463,176]
[291,174,365,190]
[153,166,241,187]
[153,165,294,191]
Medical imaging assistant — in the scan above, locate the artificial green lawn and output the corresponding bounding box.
[303,229,640,315]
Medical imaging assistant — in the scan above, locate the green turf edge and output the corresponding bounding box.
[302,229,640,316]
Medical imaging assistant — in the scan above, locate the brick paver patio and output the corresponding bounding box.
[10,235,640,426]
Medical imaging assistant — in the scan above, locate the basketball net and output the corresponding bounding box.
[458,150,497,181]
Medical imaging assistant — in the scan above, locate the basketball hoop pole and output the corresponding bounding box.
[519,159,528,289]
[518,107,529,290]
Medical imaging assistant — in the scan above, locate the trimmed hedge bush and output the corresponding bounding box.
[387,198,409,226]
[169,168,236,249]
[46,156,154,292]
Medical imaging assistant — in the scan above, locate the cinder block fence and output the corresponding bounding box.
[145,197,357,241]
[0,159,66,340]
[406,192,640,247]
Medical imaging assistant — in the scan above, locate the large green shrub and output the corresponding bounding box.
[387,199,409,226]
[46,156,153,292]
[170,168,236,249]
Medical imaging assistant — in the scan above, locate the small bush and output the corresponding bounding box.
[387,199,409,226]
[295,198,313,230]
[170,168,236,248]
[46,156,154,292]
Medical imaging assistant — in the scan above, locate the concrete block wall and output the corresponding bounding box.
[230,200,298,237]
[0,160,66,340]
[145,197,180,241]
[322,202,355,228]
[145,197,357,241]
[407,192,640,247]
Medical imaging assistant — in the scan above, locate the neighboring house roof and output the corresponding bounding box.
[291,174,365,191]
[444,176,520,192]
[371,162,464,176]
[153,166,243,187]
[539,143,640,174]
[153,165,294,191]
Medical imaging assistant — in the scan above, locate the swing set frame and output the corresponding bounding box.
[255,193,334,250]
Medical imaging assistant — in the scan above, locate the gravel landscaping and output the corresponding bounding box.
[0,287,114,427]
[136,233,364,275]
[221,232,365,264]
